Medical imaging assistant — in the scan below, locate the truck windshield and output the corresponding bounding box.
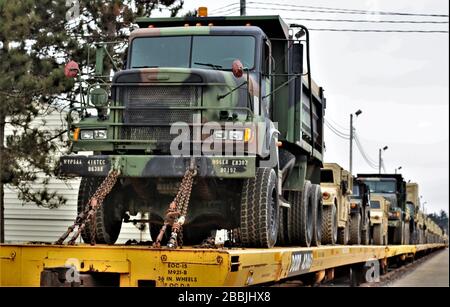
[363,180,396,194]
[130,35,256,70]
[320,169,334,183]
[370,200,381,209]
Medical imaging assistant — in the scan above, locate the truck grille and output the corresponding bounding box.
[119,86,200,150]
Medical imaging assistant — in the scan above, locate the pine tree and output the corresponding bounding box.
[0,0,184,242]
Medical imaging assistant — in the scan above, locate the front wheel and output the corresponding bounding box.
[77,177,124,244]
[373,224,383,245]
[349,212,362,245]
[240,168,279,248]
[321,204,337,245]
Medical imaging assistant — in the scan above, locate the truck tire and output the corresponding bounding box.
[349,213,362,245]
[361,228,370,245]
[77,177,123,244]
[277,207,288,245]
[337,224,349,245]
[404,222,410,245]
[321,204,337,245]
[286,181,313,247]
[240,168,279,248]
[361,210,370,245]
[310,184,323,246]
[373,224,383,245]
[393,221,404,245]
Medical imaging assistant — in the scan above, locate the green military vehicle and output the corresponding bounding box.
[59,14,326,248]
[320,163,352,245]
[369,195,389,245]
[357,174,407,245]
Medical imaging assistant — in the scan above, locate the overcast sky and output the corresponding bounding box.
[156,0,449,214]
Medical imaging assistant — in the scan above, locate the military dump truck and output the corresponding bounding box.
[349,178,371,245]
[59,14,326,248]
[320,163,352,245]
[369,195,389,245]
[357,174,407,244]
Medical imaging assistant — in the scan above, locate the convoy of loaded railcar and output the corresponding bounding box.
[319,168,446,246]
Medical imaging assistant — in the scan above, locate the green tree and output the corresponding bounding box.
[0,0,184,242]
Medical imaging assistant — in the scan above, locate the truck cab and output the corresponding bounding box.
[357,174,407,245]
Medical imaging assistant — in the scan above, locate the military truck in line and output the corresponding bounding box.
[59,14,327,248]
[357,174,407,245]
[320,163,352,245]
[349,178,371,245]
[369,195,389,245]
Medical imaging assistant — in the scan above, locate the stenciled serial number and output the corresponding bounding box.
[211,159,248,166]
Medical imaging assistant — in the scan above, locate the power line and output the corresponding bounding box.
[325,120,350,137]
[353,133,379,169]
[328,118,350,131]
[246,2,449,17]
[221,8,242,16]
[210,3,239,13]
[284,17,449,24]
[211,5,241,15]
[324,120,350,139]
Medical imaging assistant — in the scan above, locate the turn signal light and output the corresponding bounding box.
[73,127,80,141]
[322,192,330,200]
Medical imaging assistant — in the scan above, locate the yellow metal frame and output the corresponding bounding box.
[0,243,445,287]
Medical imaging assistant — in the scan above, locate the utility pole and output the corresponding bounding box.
[349,114,353,174]
[379,146,388,174]
[240,0,246,16]
[349,109,362,175]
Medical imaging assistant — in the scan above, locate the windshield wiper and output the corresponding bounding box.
[194,62,223,70]
[132,65,159,69]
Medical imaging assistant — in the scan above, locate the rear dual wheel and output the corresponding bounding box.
[285,181,321,247]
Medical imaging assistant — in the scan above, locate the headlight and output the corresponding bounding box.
[94,130,107,139]
[80,130,94,140]
[213,128,251,142]
[213,130,227,140]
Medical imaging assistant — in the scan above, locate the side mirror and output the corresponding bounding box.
[292,43,303,74]
[232,59,244,78]
[64,60,79,78]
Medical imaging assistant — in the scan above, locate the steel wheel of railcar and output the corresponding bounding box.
[240,168,279,248]
[77,177,123,244]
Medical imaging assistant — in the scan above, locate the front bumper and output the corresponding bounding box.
[59,155,256,178]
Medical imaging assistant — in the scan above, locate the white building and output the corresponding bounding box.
[4,108,150,244]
